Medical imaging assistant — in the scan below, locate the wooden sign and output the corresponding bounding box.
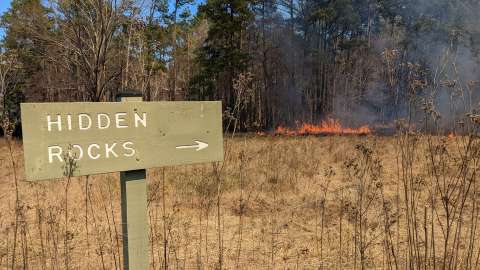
[21,101,223,181]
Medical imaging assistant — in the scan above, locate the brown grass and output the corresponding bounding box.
[0,134,479,269]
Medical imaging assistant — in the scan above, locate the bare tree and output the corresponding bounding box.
[0,50,20,135]
[51,0,126,101]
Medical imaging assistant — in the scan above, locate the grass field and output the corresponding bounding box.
[0,134,479,269]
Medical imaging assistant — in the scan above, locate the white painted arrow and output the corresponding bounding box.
[175,140,209,151]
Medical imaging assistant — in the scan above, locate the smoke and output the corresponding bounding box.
[250,0,480,131]
[331,0,480,131]
[404,0,480,132]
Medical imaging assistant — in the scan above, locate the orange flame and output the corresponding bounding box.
[256,131,267,136]
[448,132,455,139]
[275,118,372,136]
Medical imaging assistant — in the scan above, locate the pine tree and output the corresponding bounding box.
[1,0,52,101]
[188,0,253,109]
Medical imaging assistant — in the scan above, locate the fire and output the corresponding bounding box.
[275,118,372,136]
[448,132,455,139]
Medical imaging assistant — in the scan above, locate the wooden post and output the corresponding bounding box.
[118,93,149,269]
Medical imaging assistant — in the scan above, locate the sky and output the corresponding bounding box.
[0,0,11,38]
[0,0,11,16]
[0,0,204,17]
[0,0,203,38]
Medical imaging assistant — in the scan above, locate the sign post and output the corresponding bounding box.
[118,93,149,269]
[120,169,148,269]
[20,98,224,269]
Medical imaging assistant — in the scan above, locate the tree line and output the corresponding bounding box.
[0,0,479,133]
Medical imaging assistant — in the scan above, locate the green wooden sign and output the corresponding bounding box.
[21,101,224,181]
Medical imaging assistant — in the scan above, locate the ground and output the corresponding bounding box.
[0,135,479,269]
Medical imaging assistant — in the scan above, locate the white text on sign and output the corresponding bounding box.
[46,112,147,163]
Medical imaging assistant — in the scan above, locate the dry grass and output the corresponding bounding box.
[0,134,479,269]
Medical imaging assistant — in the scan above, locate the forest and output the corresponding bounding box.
[0,0,479,133]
